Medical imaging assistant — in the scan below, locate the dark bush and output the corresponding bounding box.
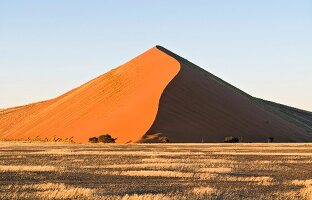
[89,137,99,143]
[268,137,274,143]
[98,134,116,143]
[158,136,169,143]
[224,136,239,143]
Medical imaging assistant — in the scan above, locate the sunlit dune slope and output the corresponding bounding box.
[0,47,180,143]
[144,46,312,142]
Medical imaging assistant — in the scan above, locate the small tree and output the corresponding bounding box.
[89,137,99,143]
[224,136,239,143]
[158,136,169,143]
[98,134,116,143]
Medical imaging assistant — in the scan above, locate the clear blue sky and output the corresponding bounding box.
[1,0,311,111]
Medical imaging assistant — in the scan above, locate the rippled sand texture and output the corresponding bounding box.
[0,47,180,143]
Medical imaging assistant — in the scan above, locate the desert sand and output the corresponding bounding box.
[0,47,179,143]
[0,46,311,143]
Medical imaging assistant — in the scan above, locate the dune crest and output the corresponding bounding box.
[0,47,180,143]
[144,46,312,142]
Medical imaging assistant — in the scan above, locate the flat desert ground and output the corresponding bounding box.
[0,142,312,199]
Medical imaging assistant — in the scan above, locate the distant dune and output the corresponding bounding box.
[1,46,312,143]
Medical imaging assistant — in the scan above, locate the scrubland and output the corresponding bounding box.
[0,142,311,199]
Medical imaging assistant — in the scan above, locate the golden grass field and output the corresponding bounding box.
[0,142,311,199]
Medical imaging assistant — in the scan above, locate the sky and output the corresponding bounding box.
[0,0,311,111]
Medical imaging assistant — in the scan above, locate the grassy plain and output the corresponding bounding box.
[0,142,311,199]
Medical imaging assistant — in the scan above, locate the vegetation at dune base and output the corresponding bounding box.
[99,134,117,143]
[158,136,169,143]
[0,136,75,143]
[267,137,275,143]
[89,134,116,143]
[88,137,99,143]
[224,136,239,143]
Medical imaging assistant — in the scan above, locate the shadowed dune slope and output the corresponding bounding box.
[143,46,312,142]
[0,47,180,143]
[256,99,312,133]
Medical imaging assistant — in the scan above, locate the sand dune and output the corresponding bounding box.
[144,46,312,142]
[0,46,311,143]
[0,47,180,143]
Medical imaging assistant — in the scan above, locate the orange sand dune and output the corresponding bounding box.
[0,47,180,143]
[1,46,312,143]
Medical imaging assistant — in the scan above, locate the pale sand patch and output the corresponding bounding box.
[0,165,57,172]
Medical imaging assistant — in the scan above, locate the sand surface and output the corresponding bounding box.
[0,47,180,143]
[145,47,312,142]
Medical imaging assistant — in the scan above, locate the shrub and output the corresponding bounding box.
[224,136,239,143]
[98,134,116,143]
[88,137,99,143]
[158,136,169,143]
[268,137,274,143]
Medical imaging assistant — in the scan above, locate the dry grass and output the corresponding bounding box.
[118,194,172,200]
[0,165,57,172]
[194,172,218,180]
[300,185,312,200]
[197,167,232,173]
[213,151,312,156]
[191,186,217,196]
[292,179,312,200]
[292,179,312,186]
[1,183,97,199]
[36,183,95,199]
[141,157,236,164]
[25,149,205,156]
[0,142,312,199]
[0,136,75,143]
[100,163,198,170]
[102,170,194,178]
